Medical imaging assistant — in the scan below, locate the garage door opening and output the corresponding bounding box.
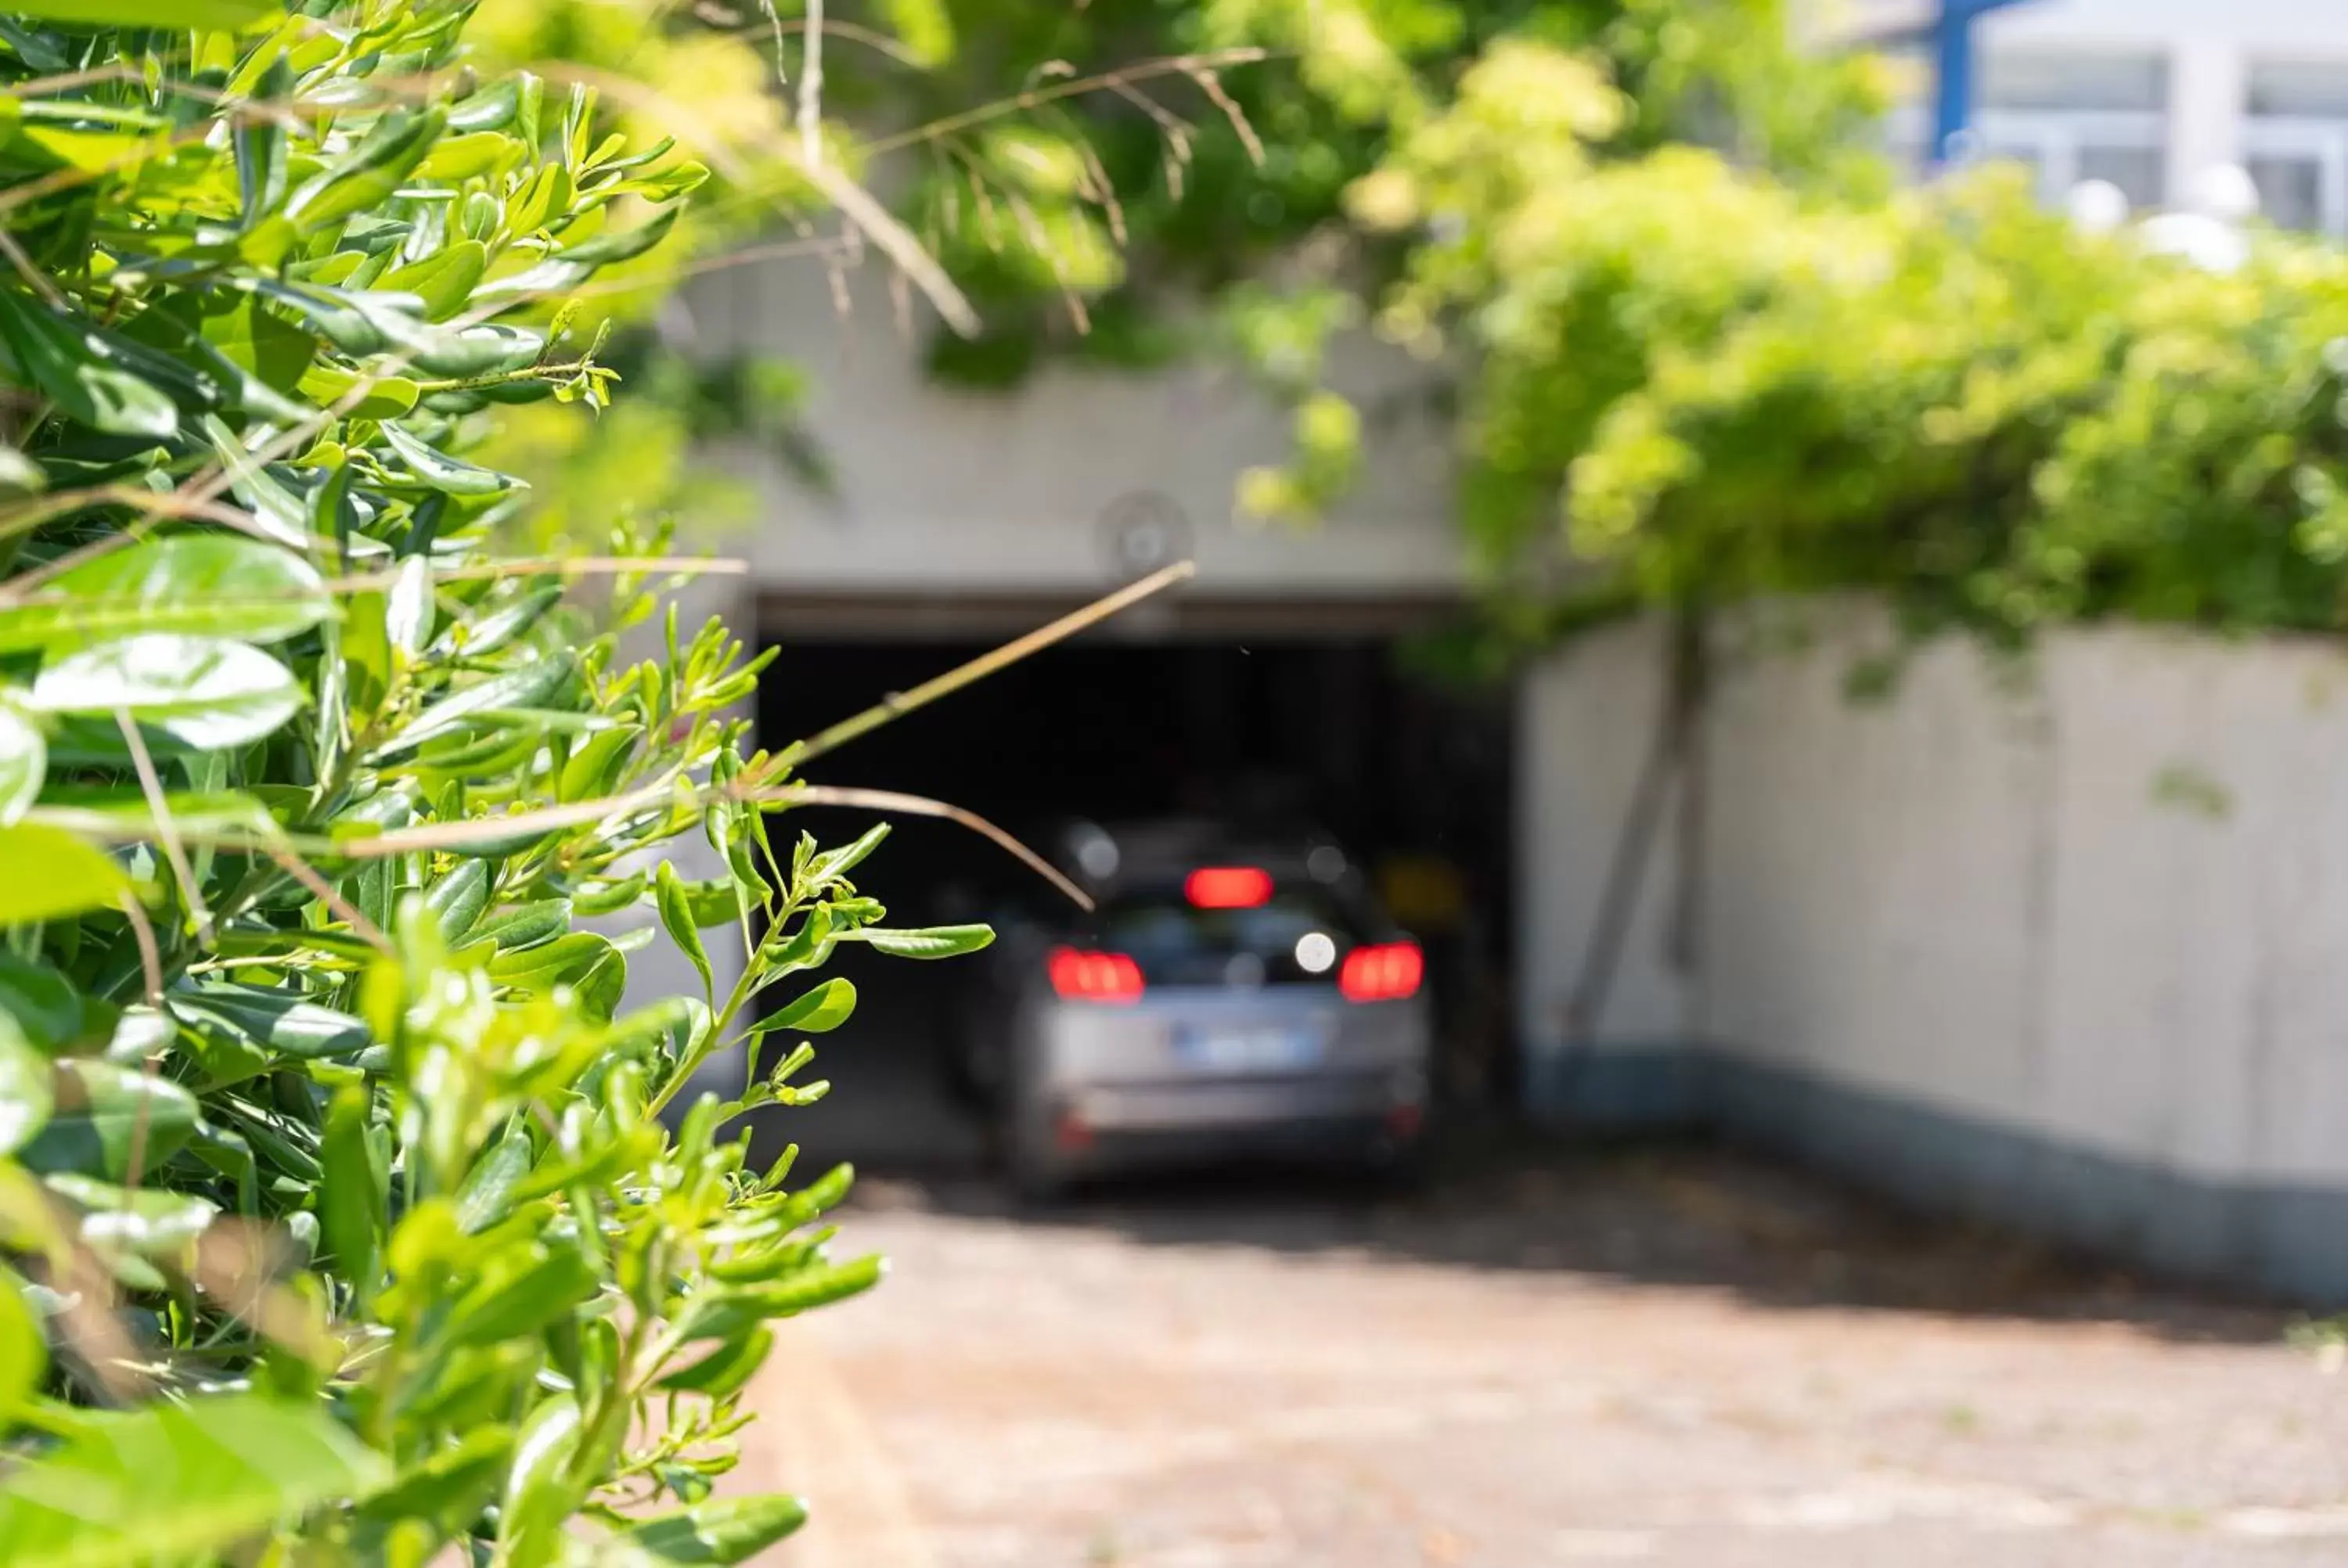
[755,617,1514,1169]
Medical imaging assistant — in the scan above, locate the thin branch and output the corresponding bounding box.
[765,15,923,67]
[324,554,748,594]
[118,891,161,1009]
[333,783,677,857]
[798,0,825,168]
[775,559,1196,771]
[113,892,166,1208]
[531,61,981,338]
[751,784,1092,910]
[0,228,67,311]
[116,710,210,945]
[855,49,1269,158]
[0,483,278,550]
[267,847,391,953]
[1185,67,1264,167]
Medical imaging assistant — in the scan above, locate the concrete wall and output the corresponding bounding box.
[1521,606,2348,1299]
[682,261,1458,604]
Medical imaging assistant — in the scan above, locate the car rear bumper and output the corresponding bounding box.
[1068,1071,1406,1133]
[1023,1070,1426,1184]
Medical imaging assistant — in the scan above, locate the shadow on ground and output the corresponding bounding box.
[744,953,2295,1348]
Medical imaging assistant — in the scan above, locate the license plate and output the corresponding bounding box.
[1176,1023,1323,1072]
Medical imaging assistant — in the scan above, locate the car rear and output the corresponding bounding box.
[1002,852,1431,1191]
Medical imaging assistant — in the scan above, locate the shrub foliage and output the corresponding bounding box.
[1255,37,2348,657]
[0,0,988,1561]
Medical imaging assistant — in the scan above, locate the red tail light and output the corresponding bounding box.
[1185,866,1273,908]
[1340,941,1423,1003]
[1049,946,1144,1004]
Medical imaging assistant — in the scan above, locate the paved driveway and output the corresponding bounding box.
[740,1142,2348,1566]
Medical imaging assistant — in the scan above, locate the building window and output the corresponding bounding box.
[2243,60,2348,236]
[1973,49,2170,210]
[1882,49,2172,209]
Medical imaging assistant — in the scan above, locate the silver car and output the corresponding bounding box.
[954,822,1434,1197]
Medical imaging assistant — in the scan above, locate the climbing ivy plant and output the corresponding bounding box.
[0,0,991,1561]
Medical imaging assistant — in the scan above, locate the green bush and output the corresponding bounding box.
[0,1,989,1561]
[1266,36,2348,657]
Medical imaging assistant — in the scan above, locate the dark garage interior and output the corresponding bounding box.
[751,612,1518,1171]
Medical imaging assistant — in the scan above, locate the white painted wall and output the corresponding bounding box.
[681,261,1458,602]
[1521,606,2348,1188]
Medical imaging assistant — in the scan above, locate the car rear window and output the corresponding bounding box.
[1093,881,1376,986]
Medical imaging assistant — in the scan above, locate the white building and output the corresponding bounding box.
[1859,0,2348,232]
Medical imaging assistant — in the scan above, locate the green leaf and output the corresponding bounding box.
[675,1253,884,1342]
[319,1086,381,1288]
[745,977,855,1036]
[42,1173,215,1254]
[852,924,994,960]
[0,1393,390,1568]
[426,858,492,944]
[2,0,277,27]
[0,824,128,926]
[386,555,434,656]
[353,1426,512,1534]
[621,1494,809,1564]
[380,240,489,322]
[0,951,83,1051]
[654,1325,771,1399]
[295,360,419,419]
[438,584,562,661]
[380,423,514,497]
[0,292,177,440]
[655,861,713,1002]
[801,823,891,890]
[0,703,45,825]
[415,131,518,182]
[0,445,45,498]
[286,108,445,234]
[443,1244,599,1347]
[487,930,614,992]
[0,1263,45,1430]
[376,653,569,757]
[200,298,312,397]
[18,1059,199,1181]
[548,205,680,268]
[27,634,302,750]
[881,0,953,64]
[468,897,571,952]
[453,1120,534,1235]
[0,535,332,654]
[0,1019,53,1158]
[171,984,370,1061]
[497,1394,583,1568]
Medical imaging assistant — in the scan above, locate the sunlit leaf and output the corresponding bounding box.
[3,0,276,27]
[852,924,994,959]
[0,703,45,826]
[0,1018,53,1158]
[28,635,302,750]
[0,1393,389,1568]
[745,977,855,1035]
[0,1263,45,1429]
[0,951,85,1051]
[621,1494,810,1564]
[19,1059,199,1181]
[0,824,128,925]
[0,535,332,654]
[0,312,174,440]
[655,861,714,1002]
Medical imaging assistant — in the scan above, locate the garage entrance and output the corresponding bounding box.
[755,598,1515,1168]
